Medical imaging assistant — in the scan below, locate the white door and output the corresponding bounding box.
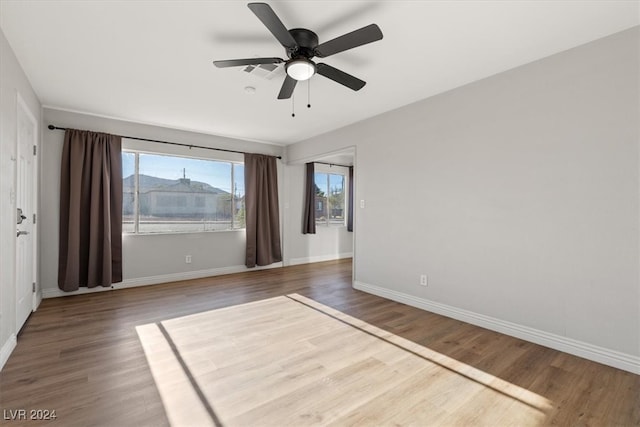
[16,94,37,332]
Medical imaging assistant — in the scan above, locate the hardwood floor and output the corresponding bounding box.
[1,259,638,426]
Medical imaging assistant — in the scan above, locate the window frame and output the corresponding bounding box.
[313,165,348,228]
[122,148,245,235]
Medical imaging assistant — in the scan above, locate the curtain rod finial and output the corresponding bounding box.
[48,124,55,130]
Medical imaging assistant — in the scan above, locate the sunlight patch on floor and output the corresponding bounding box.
[136,294,552,426]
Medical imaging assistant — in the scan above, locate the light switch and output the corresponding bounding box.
[360,199,365,208]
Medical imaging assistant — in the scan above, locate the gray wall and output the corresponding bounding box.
[40,108,285,297]
[0,28,42,368]
[288,28,640,367]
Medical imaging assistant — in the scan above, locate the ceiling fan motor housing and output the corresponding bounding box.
[287,28,319,59]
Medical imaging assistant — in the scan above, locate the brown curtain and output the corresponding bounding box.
[58,129,123,291]
[244,153,282,268]
[347,166,354,232]
[302,162,316,234]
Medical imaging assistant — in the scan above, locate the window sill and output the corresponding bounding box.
[123,228,245,237]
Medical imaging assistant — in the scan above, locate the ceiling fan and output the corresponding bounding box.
[213,2,383,100]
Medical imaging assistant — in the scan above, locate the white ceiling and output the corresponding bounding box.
[1,1,638,146]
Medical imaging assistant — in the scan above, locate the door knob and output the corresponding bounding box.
[17,230,29,237]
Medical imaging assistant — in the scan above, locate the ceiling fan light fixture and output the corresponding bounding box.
[286,58,316,81]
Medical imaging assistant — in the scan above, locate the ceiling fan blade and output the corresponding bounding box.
[248,3,297,50]
[213,57,284,68]
[278,75,297,99]
[316,63,366,91]
[315,24,383,58]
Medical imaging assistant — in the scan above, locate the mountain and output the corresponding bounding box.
[123,174,228,194]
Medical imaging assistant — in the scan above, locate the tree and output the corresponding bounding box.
[328,186,344,219]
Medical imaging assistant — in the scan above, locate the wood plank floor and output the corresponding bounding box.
[1,259,638,426]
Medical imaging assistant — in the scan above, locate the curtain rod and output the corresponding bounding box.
[314,161,352,168]
[47,125,282,159]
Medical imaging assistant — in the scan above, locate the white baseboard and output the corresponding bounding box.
[0,334,17,371]
[287,252,353,266]
[42,262,284,299]
[353,281,640,375]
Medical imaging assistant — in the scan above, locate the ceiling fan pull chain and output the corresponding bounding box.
[291,93,295,117]
[307,80,311,109]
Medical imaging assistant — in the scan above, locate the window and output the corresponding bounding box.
[314,172,345,226]
[123,151,245,234]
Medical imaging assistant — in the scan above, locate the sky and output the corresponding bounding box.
[122,152,244,195]
[315,172,344,195]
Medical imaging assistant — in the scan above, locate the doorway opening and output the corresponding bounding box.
[289,146,356,284]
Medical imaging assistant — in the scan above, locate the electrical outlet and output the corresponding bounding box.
[360,199,365,208]
[185,255,192,264]
[420,274,428,286]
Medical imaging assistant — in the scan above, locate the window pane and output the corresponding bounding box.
[314,173,328,224]
[122,152,136,233]
[136,153,234,233]
[328,174,345,224]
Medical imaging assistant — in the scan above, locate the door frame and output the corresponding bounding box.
[15,92,39,323]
